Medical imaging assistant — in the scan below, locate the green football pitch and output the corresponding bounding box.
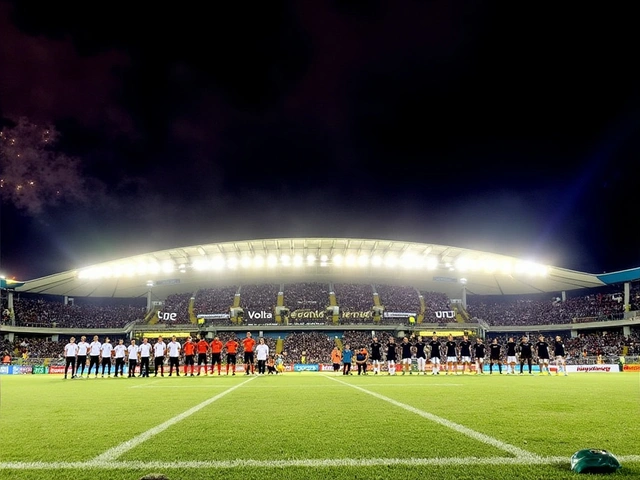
[1,371,639,480]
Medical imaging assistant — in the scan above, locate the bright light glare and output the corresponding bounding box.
[426,257,438,270]
[211,256,225,270]
[162,260,174,273]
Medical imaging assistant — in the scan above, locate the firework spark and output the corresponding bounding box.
[0,117,87,214]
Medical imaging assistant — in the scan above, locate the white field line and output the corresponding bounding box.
[1,455,640,470]
[324,374,540,460]
[131,383,463,389]
[89,376,256,463]
[129,380,163,388]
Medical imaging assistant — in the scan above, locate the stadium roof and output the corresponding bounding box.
[11,237,629,300]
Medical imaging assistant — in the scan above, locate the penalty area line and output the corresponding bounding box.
[1,456,640,470]
[89,376,257,463]
[323,374,540,460]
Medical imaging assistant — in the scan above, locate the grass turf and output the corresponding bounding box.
[1,371,639,480]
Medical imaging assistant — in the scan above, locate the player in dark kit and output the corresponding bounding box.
[370,337,383,375]
[536,335,552,376]
[444,335,458,375]
[386,338,398,375]
[505,337,518,375]
[489,338,502,374]
[518,336,534,375]
[473,338,486,374]
[400,337,413,375]
[554,335,568,376]
[458,335,472,375]
[428,335,442,375]
[415,336,427,375]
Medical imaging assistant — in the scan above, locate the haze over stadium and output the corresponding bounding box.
[1,1,639,283]
[2,5,640,479]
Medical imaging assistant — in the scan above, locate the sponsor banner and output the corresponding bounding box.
[341,310,372,320]
[142,332,193,338]
[567,364,619,373]
[197,314,230,319]
[0,365,10,375]
[32,365,48,374]
[290,309,327,320]
[482,365,556,373]
[434,310,456,320]
[294,363,319,372]
[320,364,335,371]
[419,331,468,337]
[246,310,274,321]
[48,365,66,374]
[156,311,180,322]
[433,276,457,283]
[623,364,640,372]
[384,312,417,318]
[12,365,33,375]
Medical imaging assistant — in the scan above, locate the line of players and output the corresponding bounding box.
[62,332,286,379]
[347,334,568,376]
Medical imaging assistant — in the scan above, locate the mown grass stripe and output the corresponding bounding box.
[323,374,540,460]
[90,376,256,463]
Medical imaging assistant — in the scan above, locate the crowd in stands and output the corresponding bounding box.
[334,283,373,312]
[193,286,238,316]
[240,284,279,311]
[283,282,328,310]
[163,293,192,320]
[467,287,640,326]
[3,328,638,365]
[10,298,144,328]
[2,283,640,341]
[376,284,420,313]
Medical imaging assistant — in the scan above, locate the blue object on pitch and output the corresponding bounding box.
[570,449,621,474]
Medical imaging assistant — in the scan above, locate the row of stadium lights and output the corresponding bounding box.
[77,254,549,279]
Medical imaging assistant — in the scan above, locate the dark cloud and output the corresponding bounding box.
[1,1,640,280]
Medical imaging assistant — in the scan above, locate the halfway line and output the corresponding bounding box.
[323,375,540,460]
[90,376,257,463]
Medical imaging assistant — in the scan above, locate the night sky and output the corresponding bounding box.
[1,1,638,281]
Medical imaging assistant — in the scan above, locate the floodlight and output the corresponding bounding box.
[345,254,356,267]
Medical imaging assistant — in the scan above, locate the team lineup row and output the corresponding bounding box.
[61,332,285,379]
[334,334,569,376]
[61,332,569,379]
